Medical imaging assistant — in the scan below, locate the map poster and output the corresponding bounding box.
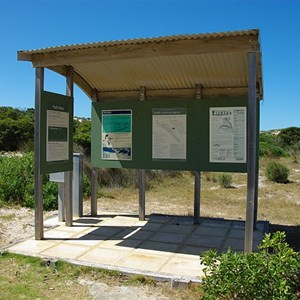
[152,108,187,160]
[101,109,132,160]
[210,107,247,163]
[47,109,69,162]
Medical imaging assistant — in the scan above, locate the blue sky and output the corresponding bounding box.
[0,0,299,130]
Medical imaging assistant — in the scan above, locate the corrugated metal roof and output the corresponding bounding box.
[19,29,259,54]
[18,29,263,100]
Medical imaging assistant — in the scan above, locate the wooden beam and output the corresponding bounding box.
[96,87,249,101]
[48,66,95,100]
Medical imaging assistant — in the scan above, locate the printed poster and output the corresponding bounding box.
[210,107,246,163]
[152,108,187,160]
[101,109,132,160]
[46,109,69,162]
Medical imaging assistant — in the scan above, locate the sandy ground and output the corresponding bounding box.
[0,207,57,249]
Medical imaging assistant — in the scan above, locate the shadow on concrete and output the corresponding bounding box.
[47,213,269,255]
[270,223,300,251]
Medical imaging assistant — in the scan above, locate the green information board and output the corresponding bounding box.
[40,91,73,174]
[91,97,259,172]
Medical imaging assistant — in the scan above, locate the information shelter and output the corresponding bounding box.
[18,29,263,252]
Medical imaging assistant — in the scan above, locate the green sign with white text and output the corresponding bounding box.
[40,91,73,174]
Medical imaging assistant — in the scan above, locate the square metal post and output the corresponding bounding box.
[58,183,65,222]
[65,66,74,226]
[91,167,98,216]
[34,67,44,240]
[244,52,257,253]
[139,169,146,221]
[253,98,260,229]
[72,153,83,217]
[194,171,201,224]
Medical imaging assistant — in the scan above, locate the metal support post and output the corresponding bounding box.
[58,183,65,222]
[91,167,98,216]
[65,66,74,226]
[72,153,83,217]
[245,52,257,253]
[253,98,260,230]
[139,169,146,221]
[194,171,201,224]
[34,67,44,240]
[64,171,73,226]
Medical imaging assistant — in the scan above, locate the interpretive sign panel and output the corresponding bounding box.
[209,107,246,163]
[101,109,132,160]
[152,108,186,160]
[92,97,252,172]
[40,91,73,174]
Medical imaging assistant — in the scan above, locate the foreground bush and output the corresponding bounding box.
[200,232,300,300]
[265,161,289,183]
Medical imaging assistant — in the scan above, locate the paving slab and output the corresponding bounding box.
[6,212,268,282]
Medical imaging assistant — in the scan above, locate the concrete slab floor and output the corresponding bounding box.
[7,212,268,282]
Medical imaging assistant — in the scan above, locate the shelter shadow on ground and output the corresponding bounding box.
[270,224,300,251]
[7,213,268,282]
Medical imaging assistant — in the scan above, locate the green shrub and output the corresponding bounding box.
[218,173,233,188]
[0,155,25,204]
[259,141,289,157]
[0,153,58,210]
[278,126,300,147]
[265,161,289,183]
[83,173,91,198]
[200,232,300,300]
[290,141,300,163]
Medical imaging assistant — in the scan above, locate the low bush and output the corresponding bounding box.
[218,173,233,188]
[259,141,289,157]
[0,155,25,205]
[0,153,58,210]
[200,232,300,300]
[265,161,289,183]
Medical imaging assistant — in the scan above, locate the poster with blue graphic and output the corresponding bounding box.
[101,109,132,160]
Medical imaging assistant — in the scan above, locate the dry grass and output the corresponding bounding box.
[95,156,300,227]
[0,252,202,300]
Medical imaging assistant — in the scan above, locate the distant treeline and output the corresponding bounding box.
[0,106,91,155]
[0,107,34,152]
[260,127,300,160]
[1,106,300,159]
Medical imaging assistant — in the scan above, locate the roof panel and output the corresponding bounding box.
[18,29,263,100]
[75,52,249,92]
[18,29,259,55]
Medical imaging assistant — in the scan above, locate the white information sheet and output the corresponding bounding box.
[210,107,246,163]
[46,110,69,162]
[152,108,187,160]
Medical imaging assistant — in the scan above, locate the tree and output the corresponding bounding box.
[0,107,34,151]
[73,120,91,155]
[278,127,300,147]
